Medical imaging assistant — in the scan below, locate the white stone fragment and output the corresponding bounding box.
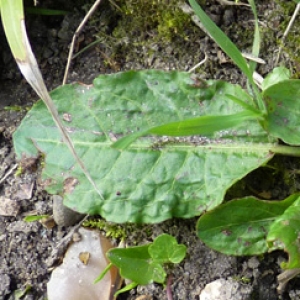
[47,227,118,300]
[200,278,241,300]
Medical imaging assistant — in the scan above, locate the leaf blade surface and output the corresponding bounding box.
[263,80,300,145]
[196,195,298,255]
[14,70,276,223]
[267,195,300,269]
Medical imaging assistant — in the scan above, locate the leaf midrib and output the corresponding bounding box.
[32,137,277,152]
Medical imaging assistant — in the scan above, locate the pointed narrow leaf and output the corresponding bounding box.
[267,195,300,269]
[196,195,298,255]
[0,0,26,60]
[188,0,264,112]
[114,282,138,297]
[112,130,148,150]
[188,0,252,81]
[94,263,113,284]
[114,110,262,149]
[148,111,261,136]
[14,70,276,223]
[247,0,260,73]
[224,94,260,114]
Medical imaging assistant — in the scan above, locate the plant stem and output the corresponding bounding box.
[270,145,300,157]
[166,274,173,300]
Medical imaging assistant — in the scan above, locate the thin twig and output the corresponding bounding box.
[0,164,18,185]
[188,53,207,73]
[241,53,266,64]
[277,268,300,294]
[47,215,89,268]
[166,274,173,300]
[63,0,103,85]
[275,3,300,66]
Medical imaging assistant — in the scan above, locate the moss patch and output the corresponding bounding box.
[113,0,192,42]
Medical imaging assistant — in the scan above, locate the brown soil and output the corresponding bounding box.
[1,0,300,299]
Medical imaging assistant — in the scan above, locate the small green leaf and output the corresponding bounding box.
[263,80,300,145]
[196,195,298,255]
[114,282,138,297]
[14,285,31,299]
[267,196,300,269]
[23,215,50,222]
[148,234,187,264]
[107,245,166,285]
[94,263,113,284]
[262,67,291,91]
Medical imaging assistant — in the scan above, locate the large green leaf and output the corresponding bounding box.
[14,70,277,223]
[196,195,298,256]
[263,80,300,145]
[267,195,300,269]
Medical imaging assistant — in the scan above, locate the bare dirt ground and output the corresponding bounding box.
[1,0,300,299]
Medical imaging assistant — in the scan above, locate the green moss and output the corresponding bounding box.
[83,218,157,246]
[232,275,251,284]
[83,218,128,239]
[113,0,192,42]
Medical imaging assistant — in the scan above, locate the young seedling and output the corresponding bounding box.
[95,234,186,297]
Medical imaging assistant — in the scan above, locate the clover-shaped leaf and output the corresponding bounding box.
[105,234,186,288]
[107,244,166,285]
[148,234,187,264]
